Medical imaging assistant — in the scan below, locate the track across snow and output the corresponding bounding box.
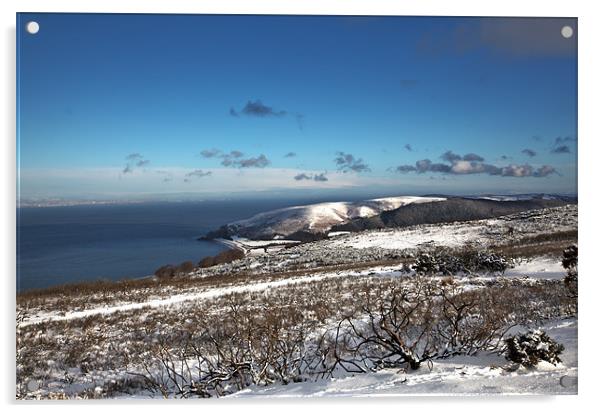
[18,266,403,327]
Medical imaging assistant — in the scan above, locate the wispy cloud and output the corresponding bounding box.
[126,153,143,161]
[522,149,537,157]
[186,169,212,178]
[555,136,577,145]
[230,100,287,118]
[550,136,576,154]
[230,99,305,130]
[200,148,222,158]
[294,172,329,182]
[122,153,150,174]
[462,153,485,162]
[184,169,212,182]
[551,145,571,154]
[417,18,576,58]
[440,150,462,163]
[236,154,270,168]
[334,152,371,173]
[155,170,173,183]
[394,150,557,178]
[441,150,484,163]
[201,148,271,169]
[479,18,576,57]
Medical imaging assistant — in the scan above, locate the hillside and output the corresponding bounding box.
[332,197,573,232]
[17,204,578,398]
[203,196,446,240]
[204,195,575,241]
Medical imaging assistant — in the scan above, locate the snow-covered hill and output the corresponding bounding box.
[205,196,446,240]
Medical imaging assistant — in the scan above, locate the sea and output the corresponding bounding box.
[16,198,322,292]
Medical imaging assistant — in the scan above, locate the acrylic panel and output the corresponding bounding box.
[16,13,578,399]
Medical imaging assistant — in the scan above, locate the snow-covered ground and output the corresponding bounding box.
[217,236,301,254]
[468,194,568,202]
[229,236,301,247]
[16,204,577,399]
[224,196,446,237]
[193,205,576,281]
[506,257,567,279]
[329,220,500,250]
[18,265,404,328]
[19,252,569,328]
[229,318,577,397]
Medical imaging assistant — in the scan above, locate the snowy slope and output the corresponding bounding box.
[219,196,446,239]
[330,220,497,250]
[505,257,567,279]
[228,318,577,397]
[467,194,573,202]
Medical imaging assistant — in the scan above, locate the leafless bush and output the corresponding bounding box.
[198,249,245,268]
[17,273,576,399]
[177,261,195,274]
[129,300,322,398]
[327,278,517,373]
[154,265,175,279]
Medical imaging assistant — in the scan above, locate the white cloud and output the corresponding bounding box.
[18,167,385,198]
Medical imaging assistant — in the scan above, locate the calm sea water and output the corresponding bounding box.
[16,199,308,292]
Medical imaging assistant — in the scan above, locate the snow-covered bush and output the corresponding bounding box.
[505,330,564,368]
[17,270,576,398]
[562,244,578,273]
[474,251,512,274]
[562,244,578,297]
[330,279,516,373]
[412,251,465,276]
[412,247,512,276]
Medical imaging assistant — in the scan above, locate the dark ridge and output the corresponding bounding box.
[199,226,231,241]
[286,230,328,242]
[331,198,573,232]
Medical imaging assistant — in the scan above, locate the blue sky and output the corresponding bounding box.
[17,14,577,200]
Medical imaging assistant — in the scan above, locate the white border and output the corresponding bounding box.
[3,1,601,412]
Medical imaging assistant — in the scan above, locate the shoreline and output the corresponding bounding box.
[213,237,248,254]
[16,236,239,295]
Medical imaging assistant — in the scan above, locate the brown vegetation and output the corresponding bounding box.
[493,230,577,258]
[17,272,576,398]
[198,248,245,268]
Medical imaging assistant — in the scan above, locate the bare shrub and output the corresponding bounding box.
[130,299,320,398]
[154,265,175,279]
[328,278,517,373]
[198,256,215,268]
[198,249,245,268]
[176,261,195,275]
[17,272,576,399]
